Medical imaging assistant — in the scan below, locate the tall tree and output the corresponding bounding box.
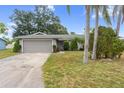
[113,5,124,36]
[34,6,60,33]
[47,23,68,34]
[10,9,35,37]
[91,6,99,60]
[83,5,90,64]
[10,5,66,37]
[91,6,111,60]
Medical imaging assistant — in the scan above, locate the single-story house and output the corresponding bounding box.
[0,38,6,50]
[16,32,83,53]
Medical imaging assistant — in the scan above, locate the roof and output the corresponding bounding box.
[32,32,47,35]
[119,37,124,40]
[16,34,83,40]
[118,36,124,40]
[0,38,6,42]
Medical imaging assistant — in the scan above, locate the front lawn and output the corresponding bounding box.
[43,51,124,88]
[0,49,17,59]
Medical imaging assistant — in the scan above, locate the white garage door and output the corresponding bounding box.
[23,39,52,53]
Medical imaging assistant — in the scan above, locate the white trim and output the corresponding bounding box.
[52,39,57,52]
[32,32,47,35]
[51,40,53,53]
[20,39,24,53]
[23,38,53,41]
[22,39,24,53]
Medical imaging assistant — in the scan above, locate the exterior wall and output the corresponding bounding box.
[52,39,57,52]
[57,40,64,51]
[52,39,57,46]
[0,39,6,50]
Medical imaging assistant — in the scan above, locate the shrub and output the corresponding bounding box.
[89,26,124,59]
[70,37,84,51]
[64,41,69,51]
[75,37,84,50]
[70,38,78,51]
[13,39,21,52]
[112,38,124,58]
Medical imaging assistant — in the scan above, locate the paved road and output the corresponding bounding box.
[0,53,50,88]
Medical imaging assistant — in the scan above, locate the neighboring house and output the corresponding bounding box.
[16,32,83,53]
[119,36,124,40]
[0,38,6,50]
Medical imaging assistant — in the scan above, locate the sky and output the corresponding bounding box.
[0,5,124,38]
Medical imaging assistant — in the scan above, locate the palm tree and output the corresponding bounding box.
[83,5,90,64]
[0,22,6,34]
[91,5,111,60]
[66,5,91,64]
[91,6,99,60]
[113,5,124,36]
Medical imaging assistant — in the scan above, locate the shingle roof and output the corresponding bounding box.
[16,34,83,40]
[0,38,6,42]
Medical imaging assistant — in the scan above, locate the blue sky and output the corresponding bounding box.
[0,5,124,38]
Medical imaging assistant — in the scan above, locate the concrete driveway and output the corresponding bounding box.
[0,53,50,88]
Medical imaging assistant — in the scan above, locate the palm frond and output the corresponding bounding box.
[113,5,119,21]
[66,5,70,15]
[102,6,112,25]
[121,6,124,24]
[98,5,103,12]
[90,5,95,13]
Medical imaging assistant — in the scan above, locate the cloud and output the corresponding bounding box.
[91,12,103,19]
[107,6,120,17]
[6,22,16,38]
[76,32,83,35]
[0,34,4,38]
[107,6,114,17]
[7,22,16,27]
[119,31,124,37]
[48,5,55,11]
[91,6,115,20]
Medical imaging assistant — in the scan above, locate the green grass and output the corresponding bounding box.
[0,49,17,59]
[43,51,124,88]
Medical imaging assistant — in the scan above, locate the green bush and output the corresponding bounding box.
[13,39,21,52]
[53,45,60,52]
[75,37,84,50]
[70,38,78,51]
[89,26,124,59]
[112,38,124,58]
[64,41,69,51]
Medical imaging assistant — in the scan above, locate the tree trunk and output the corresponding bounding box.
[91,6,99,60]
[116,9,121,36]
[83,6,90,64]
